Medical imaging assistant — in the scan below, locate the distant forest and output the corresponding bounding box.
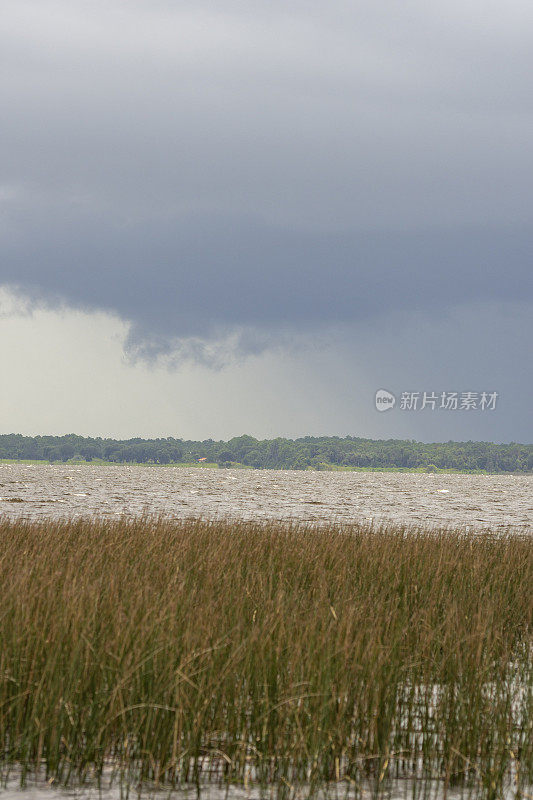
[0,433,531,472]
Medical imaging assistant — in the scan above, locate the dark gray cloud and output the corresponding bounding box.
[2,206,532,354]
[1,0,532,375]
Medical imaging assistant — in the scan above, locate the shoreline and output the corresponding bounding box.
[1,458,530,475]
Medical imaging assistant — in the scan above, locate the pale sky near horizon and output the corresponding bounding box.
[1,1,532,443]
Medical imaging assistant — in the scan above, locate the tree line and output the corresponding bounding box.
[0,433,531,472]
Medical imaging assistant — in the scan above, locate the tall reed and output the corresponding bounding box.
[0,517,531,798]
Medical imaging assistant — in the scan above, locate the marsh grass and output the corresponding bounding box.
[0,517,531,798]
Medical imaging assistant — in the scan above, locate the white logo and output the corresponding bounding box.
[375,389,396,412]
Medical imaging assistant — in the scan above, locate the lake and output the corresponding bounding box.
[0,463,531,530]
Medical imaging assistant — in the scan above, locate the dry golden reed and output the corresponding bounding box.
[0,516,531,798]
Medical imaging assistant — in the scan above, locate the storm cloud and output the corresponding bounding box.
[2,1,532,352]
[2,207,532,361]
[0,0,532,445]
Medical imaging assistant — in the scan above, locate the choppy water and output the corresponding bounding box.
[0,463,531,530]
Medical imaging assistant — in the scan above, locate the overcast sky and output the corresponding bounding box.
[1,0,532,442]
